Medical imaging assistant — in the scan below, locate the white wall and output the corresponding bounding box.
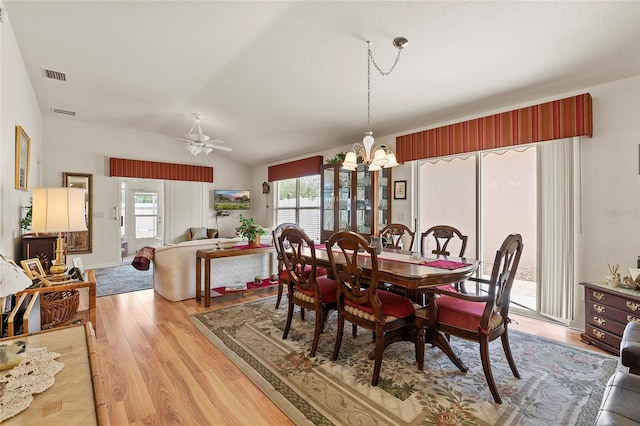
[42,116,252,268]
[0,4,42,257]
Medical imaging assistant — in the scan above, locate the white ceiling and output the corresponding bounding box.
[4,1,640,167]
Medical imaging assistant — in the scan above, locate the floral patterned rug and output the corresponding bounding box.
[190,297,617,425]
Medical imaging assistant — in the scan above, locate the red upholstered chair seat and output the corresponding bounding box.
[423,294,503,333]
[344,289,415,319]
[295,277,338,304]
[280,264,327,280]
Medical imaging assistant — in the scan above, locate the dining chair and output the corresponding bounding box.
[420,225,469,293]
[326,231,417,386]
[379,223,416,251]
[414,233,523,404]
[278,227,338,357]
[272,222,327,309]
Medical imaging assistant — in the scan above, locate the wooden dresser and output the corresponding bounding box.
[580,281,640,355]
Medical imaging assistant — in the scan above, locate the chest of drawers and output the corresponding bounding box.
[580,281,640,355]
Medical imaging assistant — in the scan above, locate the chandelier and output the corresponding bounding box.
[342,37,408,172]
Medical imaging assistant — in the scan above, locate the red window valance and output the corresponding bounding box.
[396,93,592,162]
[267,156,323,182]
[109,157,213,182]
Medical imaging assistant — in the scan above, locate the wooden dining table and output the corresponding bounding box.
[305,245,480,303]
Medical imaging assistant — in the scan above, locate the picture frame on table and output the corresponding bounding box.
[15,125,31,191]
[394,180,407,200]
[72,257,85,275]
[20,258,45,280]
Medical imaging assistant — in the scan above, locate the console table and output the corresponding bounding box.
[580,281,640,355]
[196,245,275,307]
[0,323,109,425]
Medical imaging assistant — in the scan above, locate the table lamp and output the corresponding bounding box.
[30,187,87,278]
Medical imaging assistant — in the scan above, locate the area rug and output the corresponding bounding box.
[189,297,618,426]
[94,263,153,296]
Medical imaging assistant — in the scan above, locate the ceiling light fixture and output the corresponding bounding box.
[342,37,408,172]
[174,113,232,156]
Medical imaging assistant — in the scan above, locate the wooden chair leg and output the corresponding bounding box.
[283,298,294,340]
[415,321,425,371]
[310,309,323,357]
[501,329,520,378]
[371,330,384,386]
[275,279,284,309]
[332,312,345,361]
[426,327,468,372]
[480,336,501,404]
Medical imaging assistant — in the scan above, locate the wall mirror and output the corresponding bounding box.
[63,172,93,253]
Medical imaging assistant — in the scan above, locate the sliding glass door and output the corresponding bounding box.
[418,146,537,311]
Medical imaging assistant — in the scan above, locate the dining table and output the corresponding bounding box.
[304,245,480,304]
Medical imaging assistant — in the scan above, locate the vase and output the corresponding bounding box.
[248,235,260,248]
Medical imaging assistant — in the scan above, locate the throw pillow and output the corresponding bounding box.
[190,227,209,240]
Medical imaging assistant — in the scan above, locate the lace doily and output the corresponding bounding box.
[0,347,64,422]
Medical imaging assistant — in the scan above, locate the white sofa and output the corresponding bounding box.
[152,236,275,302]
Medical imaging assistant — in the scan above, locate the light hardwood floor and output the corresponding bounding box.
[95,287,608,425]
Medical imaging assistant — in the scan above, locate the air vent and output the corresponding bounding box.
[41,68,66,81]
[51,108,76,117]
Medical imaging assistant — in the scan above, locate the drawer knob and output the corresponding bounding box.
[628,315,640,323]
[627,301,640,311]
[593,291,605,301]
[592,329,605,339]
[594,316,605,326]
[593,304,606,314]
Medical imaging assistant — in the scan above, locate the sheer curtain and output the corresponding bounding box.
[537,137,582,321]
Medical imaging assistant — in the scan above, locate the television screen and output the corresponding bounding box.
[214,189,251,211]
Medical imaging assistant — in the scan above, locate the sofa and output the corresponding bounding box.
[152,236,275,302]
[595,321,640,425]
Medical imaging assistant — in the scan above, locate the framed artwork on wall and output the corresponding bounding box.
[15,126,31,191]
[394,180,407,200]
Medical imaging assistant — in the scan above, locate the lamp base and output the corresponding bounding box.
[50,232,68,278]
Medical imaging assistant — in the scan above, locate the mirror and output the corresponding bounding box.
[63,172,93,253]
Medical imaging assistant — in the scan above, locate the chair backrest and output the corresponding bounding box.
[420,225,468,257]
[278,227,317,293]
[379,224,415,251]
[483,234,523,320]
[326,231,382,318]
[272,223,302,270]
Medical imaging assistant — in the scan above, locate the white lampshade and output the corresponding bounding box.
[342,151,359,170]
[368,163,382,171]
[383,153,399,168]
[371,148,389,166]
[0,251,31,297]
[31,187,87,233]
[201,146,213,155]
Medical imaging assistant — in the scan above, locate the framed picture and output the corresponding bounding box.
[72,257,85,275]
[394,180,407,199]
[21,258,45,280]
[15,125,31,191]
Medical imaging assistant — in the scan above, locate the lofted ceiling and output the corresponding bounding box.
[3,1,640,167]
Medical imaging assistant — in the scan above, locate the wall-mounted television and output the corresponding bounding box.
[213,189,251,211]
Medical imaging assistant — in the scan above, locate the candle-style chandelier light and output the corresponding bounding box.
[342,37,408,172]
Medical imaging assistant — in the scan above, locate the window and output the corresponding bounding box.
[134,192,159,239]
[275,175,321,241]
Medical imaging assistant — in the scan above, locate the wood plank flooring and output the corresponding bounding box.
[95,287,607,425]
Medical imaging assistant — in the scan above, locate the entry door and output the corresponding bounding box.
[123,179,164,252]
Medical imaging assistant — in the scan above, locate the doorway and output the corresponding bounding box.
[121,179,164,256]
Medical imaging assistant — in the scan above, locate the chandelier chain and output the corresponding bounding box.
[366,41,404,132]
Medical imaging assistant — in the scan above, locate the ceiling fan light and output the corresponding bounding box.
[202,147,213,155]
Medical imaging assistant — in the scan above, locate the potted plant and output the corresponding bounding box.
[236,214,267,247]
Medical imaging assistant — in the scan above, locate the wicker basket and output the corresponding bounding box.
[40,289,80,329]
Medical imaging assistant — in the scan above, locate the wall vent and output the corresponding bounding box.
[51,108,76,117]
[41,68,66,81]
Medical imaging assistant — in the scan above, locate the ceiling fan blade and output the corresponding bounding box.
[173,136,193,143]
[207,144,232,152]
[208,138,225,144]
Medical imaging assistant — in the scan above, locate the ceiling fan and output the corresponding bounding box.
[174,113,232,155]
